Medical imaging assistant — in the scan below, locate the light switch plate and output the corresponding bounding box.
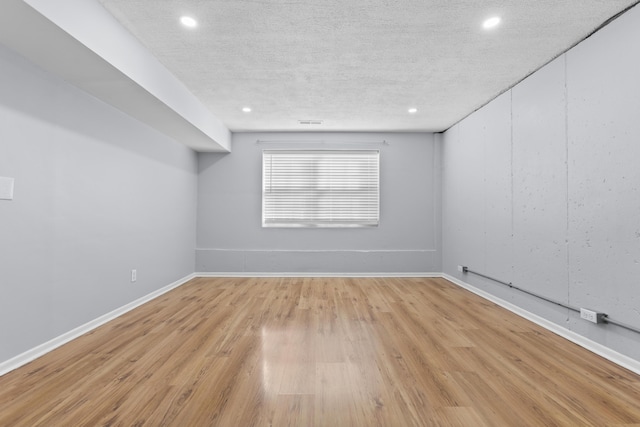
[0,177,14,200]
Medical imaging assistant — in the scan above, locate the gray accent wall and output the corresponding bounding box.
[197,132,441,273]
[442,6,640,361]
[0,44,197,363]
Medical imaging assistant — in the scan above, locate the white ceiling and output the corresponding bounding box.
[97,0,639,133]
[1,0,638,150]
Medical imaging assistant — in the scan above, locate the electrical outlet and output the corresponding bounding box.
[131,269,137,282]
[457,265,468,273]
[580,308,604,324]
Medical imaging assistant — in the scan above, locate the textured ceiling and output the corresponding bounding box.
[98,0,638,132]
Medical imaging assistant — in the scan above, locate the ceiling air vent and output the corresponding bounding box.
[298,120,323,125]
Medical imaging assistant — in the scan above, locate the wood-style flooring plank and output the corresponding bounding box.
[1,277,639,426]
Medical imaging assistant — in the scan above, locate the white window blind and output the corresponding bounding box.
[262,150,380,227]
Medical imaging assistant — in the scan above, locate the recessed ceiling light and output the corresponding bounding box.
[483,16,501,29]
[180,16,198,28]
[408,108,418,114]
[242,107,252,113]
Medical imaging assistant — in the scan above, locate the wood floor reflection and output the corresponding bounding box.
[1,277,639,426]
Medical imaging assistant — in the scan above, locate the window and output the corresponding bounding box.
[262,150,380,227]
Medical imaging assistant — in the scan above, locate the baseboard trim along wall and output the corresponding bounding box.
[441,274,640,376]
[0,273,197,377]
[196,272,442,278]
[2,272,638,377]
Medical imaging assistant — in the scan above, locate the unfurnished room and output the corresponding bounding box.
[1,0,640,425]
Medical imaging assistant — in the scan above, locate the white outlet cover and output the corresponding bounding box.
[580,308,599,323]
[0,177,14,200]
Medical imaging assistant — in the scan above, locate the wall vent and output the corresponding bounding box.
[298,120,323,125]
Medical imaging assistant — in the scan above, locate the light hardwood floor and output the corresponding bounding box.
[1,277,639,426]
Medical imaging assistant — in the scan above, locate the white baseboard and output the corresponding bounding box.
[195,272,441,278]
[441,273,640,376]
[0,273,196,377]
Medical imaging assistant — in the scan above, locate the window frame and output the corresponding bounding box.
[262,149,380,228]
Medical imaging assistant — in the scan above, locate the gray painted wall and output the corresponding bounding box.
[442,6,640,361]
[0,44,197,363]
[197,132,441,273]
